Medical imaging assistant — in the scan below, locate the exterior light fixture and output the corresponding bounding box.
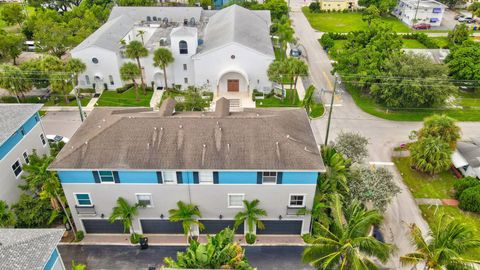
[219,214,223,220]
[278,215,283,220]
[160,214,164,219]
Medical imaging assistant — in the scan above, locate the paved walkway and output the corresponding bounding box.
[149,90,164,109]
[63,234,305,246]
[415,198,459,206]
[85,97,99,109]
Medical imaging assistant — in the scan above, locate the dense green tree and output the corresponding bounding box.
[418,114,461,149]
[370,52,456,108]
[439,0,463,8]
[0,64,32,102]
[12,194,53,228]
[19,58,50,89]
[0,3,26,26]
[302,85,316,115]
[302,195,393,269]
[109,197,143,234]
[234,199,267,234]
[125,40,148,92]
[262,0,289,21]
[276,16,294,57]
[153,48,174,90]
[120,62,141,101]
[117,0,155,6]
[0,200,16,228]
[454,177,480,199]
[448,23,469,46]
[40,55,72,103]
[179,88,209,111]
[66,58,86,85]
[358,0,396,14]
[400,214,480,269]
[289,58,308,103]
[445,41,480,81]
[362,5,380,26]
[410,136,452,175]
[332,131,369,164]
[468,2,480,17]
[0,33,25,65]
[164,228,254,270]
[169,201,204,240]
[319,33,334,50]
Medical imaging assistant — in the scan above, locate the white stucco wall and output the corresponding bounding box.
[394,0,445,26]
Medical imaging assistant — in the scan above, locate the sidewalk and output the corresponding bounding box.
[415,198,459,206]
[60,234,306,247]
[150,90,164,110]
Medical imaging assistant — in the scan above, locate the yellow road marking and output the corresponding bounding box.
[322,71,333,91]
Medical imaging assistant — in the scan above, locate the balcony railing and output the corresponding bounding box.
[75,205,96,215]
[286,206,306,216]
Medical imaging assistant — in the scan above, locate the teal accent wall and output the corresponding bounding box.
[58,171,95,183]
[0,113,40,160]
[218,172,257,184]
[181,172,194,184]
[43,248,59,270]
[282,172,318,184]
[118,171,157,183]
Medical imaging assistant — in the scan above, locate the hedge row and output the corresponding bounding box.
[454,176,480,213]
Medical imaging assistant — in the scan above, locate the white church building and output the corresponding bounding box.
[71,5,275,102]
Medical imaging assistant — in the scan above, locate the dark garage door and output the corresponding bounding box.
[140,220,184,234]
[82,219,124,234]
[200,220,244,234]
[256,220,303,235]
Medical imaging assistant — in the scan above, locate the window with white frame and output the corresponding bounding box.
[98,171,115,183]
[11,160,22,177]
[23,151,29,164]
[163,171,177,184]
[183,64,187,71]
[40,133,46,146]
[262,172,277,184]
[289,194,305,208]
[228,194,245,208]
[136,193,153,207]
[75,193,92,206]
[199,171,213,184]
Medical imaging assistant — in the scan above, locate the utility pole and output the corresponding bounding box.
[324,75,338,146]
[71,75,84,122]
[413,0,421,25]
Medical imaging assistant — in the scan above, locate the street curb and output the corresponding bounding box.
[58,242,307,247]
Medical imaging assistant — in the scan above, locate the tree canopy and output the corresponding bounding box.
[418,114,461,149]
[410,136,452,175]
[448,23,469,47]
[445,41,480,81]
[332,131,369,164]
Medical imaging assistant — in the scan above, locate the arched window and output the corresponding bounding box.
[179,40,188,54]
[109,75,114,85]
[85,75,90,85]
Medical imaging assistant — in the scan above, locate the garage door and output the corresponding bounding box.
[256,220,303,235]
[140,220,184,234]
[200,220,244,234]
[82,219,124,234]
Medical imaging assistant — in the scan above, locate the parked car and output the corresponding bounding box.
[413,23,431,30]
[454,14,465,20]
[46,135,70,143]
[458,17,475,23]
[290,48,302,58]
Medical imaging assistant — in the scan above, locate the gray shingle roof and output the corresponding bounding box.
[49,107,325,171]
[457,138,480,168]
[198,5,274,57]
[0,104,42,145]
[0,229,64,270]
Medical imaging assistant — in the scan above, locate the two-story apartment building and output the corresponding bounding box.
[394,0,447,27]
[0,104,50,205]
[49,98,325,235]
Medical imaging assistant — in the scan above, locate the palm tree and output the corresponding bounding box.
[234,199,267,234]
[169,201,204,240]
[410,136,452,175]
[153,48,174,91]
[302,195,393,269]
[302,85,315,116]
[418,114,461,149]
[66,58,86,85]
[277,16,294,58]
[21,152,76,239]
[0,64,32,102]
[320,146,350,197]
[0,200,15,227]
[400,214,480,270]
[267,60,287,99]
[120,62,141,101]
[136,30,146,45]
[71,260,86,270]
[125,40,148,94]
[109,197,143,234]
[289,58,308,103]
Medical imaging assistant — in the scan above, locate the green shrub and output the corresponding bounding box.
[402,33,438,49]
[458,185,480,213]
[454,177,480,199]
[309,1,320,12]
[130,233,143,244]
[245,232,256,244]
[75,230,85,242]
[320,33,335,50]
[116,84,134,93]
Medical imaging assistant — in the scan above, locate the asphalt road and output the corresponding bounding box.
[58,245,313,270]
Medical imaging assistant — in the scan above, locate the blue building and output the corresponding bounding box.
[50,98,325,235]
[0,104,50,205]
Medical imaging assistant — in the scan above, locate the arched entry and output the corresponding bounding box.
[93,74,104,93]
[153,72,164,90]
[217,69,249,94]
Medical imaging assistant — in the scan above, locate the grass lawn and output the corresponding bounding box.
[302,8,411,33]
[44,96,92,107]
[310,102,324,118]
[393,157,457,199]
[402,39,427,49]
[256,89,301,107]
[96,88,153,107]
[430,36,449,48]
[419,205,480,260]
[346,85,480,121]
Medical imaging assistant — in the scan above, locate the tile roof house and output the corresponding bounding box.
[0,104,50,205]
[452,137,480,179]
[0,229,65,270]
[49,99,325,236]
[71,5,274,108]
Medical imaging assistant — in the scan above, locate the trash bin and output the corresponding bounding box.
[140,237,149,250]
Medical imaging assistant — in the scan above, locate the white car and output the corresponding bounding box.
[46,135,70,143]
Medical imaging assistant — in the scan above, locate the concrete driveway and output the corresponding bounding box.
[42,111,85,139]
[58,245,313,270]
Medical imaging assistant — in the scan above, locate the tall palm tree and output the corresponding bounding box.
[169,201,204,240]
[400,214,480,270]
[289,58,309,103]
[267,60,287,99]
[109,197,143,234]
[303,195,393,269]
[418,114,461,149]
[0,200,16,228]
[136,30,146,45]
[119,62,141,101]
[125,40,148,94]
[153,48,174,91]
[320,146,350,197]
[66,58,86,86]
[0,64,32,102]
[234,199,267,234]
[21,152,76,239]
